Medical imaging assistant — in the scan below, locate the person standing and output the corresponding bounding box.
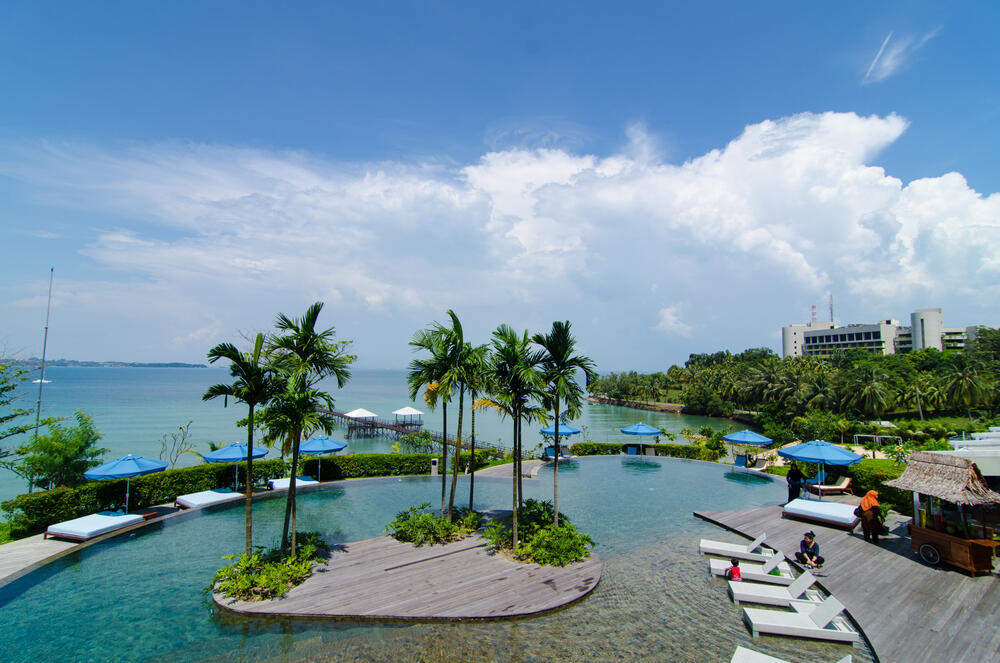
[859,490,882,544]
[786,462,805,503]
[794,531,824,568]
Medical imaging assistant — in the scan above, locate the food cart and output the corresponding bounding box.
[884,451,1000,575]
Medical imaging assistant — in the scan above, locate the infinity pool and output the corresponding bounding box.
[1,457,873,662]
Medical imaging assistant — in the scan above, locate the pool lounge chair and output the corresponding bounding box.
[44,511,144,541]
[731,646,851,663]
[806,476,853,497]
[709,551,794,585]
[729,570,822,606]
[782,499,859,530]
[267,476,319,490]
[743,595,860,643]
[700,532,774,562]
[543,446,572,461]
[174,488,242,509]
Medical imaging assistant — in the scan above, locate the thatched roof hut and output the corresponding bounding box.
[884,451,1000,505]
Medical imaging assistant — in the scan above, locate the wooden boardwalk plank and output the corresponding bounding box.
[214,533,600,621]
[694,503,1000,663]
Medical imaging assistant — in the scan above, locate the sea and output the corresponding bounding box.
[0,366,735,503]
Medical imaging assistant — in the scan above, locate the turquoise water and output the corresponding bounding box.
[0,367,736,502]
[0,457,872,662]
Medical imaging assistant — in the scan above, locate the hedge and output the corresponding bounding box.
[2,453,438,538]
[301,453,433,480]
[569,442,723,462]
[841,459,911,516]
[1,458,287,538]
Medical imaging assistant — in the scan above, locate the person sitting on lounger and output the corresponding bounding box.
[794,531,824,569]
[724,558,742,581]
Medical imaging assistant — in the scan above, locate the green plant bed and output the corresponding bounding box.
[0,521,12,545]
[385,503,483,545]
[212,531,330,601]
[482,499,594,567]
[569,441,723,462]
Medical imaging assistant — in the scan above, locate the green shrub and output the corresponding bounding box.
[569,441,721,462]
[385,502,482,545]
[841,459,911,516]
[483,499,594,566]
[517,523,594,567]
[570,442,622,456]
[301,453,432,480]
[212,531,330,601]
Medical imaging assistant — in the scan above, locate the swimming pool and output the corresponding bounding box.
[1,457,873,662]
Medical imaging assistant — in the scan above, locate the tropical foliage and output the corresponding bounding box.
[384,502,482,545]
[8,411,107,491]
[211,531,330,601]
[482,499,593,567]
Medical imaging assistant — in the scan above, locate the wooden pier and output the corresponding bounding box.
[694,502,1000,662]
[323,409,502,454]
[214,533,601,621]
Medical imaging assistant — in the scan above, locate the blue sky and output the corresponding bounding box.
[1,1,998,370]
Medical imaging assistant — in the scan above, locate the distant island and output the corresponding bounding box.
[14,358,207,369]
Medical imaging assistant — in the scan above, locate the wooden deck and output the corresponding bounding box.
[695,501,1000,663]
[214,533,601,621]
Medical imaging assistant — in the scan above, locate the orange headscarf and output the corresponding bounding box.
[861,490,879,512]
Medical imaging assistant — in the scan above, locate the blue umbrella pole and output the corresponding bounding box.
[125,478,130,513]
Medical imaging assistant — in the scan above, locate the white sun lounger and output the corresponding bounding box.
[174,488,242,509]
[729,570,822,606]
[743,595,860,643]
[710,551,794,585]
[267,476,319,490]
[782,499,859,530]
[44,511,144,541]
[700,532,774,562]
[731,647,852,663]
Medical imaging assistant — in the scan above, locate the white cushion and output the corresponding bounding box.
[175,488,241,508]
[267,476,319,490]
[46,511,143,539]
[783,499,857,526]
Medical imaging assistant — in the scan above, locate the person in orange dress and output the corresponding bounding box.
[859,490,882,544]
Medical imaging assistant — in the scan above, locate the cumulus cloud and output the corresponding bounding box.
[2,110,997,367]
[656,305,693,336]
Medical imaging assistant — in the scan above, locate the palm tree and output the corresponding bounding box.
[463,343,489,513]
[533,321,596,527]
[942,355,985,422]
[267,302,354,554]
[481,325,544,552]
[408,325,453,517]
[203,333,280,556]
[259,379,336,553]
[844,366,892,419]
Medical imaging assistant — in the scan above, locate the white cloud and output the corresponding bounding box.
[656,305,693,336]
[2,111,997,367]
[863,30,939,84]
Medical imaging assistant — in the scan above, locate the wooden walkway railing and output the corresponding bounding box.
[321,409,507,454]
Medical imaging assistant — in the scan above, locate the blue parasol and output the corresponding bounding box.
[204,443,269,490]
[778,439,862,500]
[620,422,662,456]
[723,430,772,445]
[299,436,347,481]
[540,423,582,436]
[85,454,168,513]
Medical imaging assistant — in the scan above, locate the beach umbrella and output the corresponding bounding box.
[723,429,773,471]
[540,423,582,436]
[620,422,662,456]
[204,443,269,490]
[620,422,662,436]
[85,454,168,513]
[299,436,347,482]
[723,430,772,445]
[778,439,862,500]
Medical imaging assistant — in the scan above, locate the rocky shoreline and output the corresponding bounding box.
[586,395,756,425]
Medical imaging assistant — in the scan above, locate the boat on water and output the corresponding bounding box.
[31,379,52,384]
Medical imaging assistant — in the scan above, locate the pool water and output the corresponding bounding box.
[0,457,873,662]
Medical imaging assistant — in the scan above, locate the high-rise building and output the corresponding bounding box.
[780,308,985,358]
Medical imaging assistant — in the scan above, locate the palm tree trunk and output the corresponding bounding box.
[517,417,523,511]
[511,416,518,553]
[469,388,476,512]
[553,396,560,527]
[245,404,255,556]
[281,434,293,551]
[441,403,448,516]
[448,386,463,519]
[289,431,301,555]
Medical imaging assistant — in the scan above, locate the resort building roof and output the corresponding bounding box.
[884,451,1000,505]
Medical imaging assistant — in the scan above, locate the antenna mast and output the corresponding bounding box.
[33,268,54,439]
[829,293,834,323]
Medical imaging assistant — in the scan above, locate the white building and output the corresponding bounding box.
[781,308,984,358]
